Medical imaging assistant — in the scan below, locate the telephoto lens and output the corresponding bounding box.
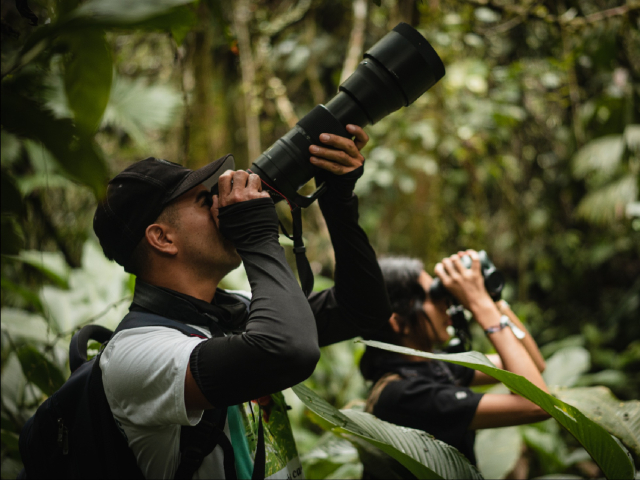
[429,251,505,302]
[248,22,445,207]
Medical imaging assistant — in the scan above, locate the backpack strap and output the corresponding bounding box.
[175,408,237,480]
[69,325,113,373]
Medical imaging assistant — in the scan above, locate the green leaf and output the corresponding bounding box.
[101,75,183,147]
[0,278,45,313]
[0,216,23,255]
[62,29,113,135]
[575,175,638,225]
[572,135,624,181]
[552,386,640,460]
[1,429,20,453]
[542,346,590,387]
[0,85,108,198]
[0,308,51,343]
[359,340,636,480]
[292,383,483,479]
[16,345,66,397]
[1,169,24,216]
[6,250,69,289]
[475,426,522,479]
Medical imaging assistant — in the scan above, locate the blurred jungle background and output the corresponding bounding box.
[1,0,639,478]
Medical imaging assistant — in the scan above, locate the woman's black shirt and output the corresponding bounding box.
[369,357,484,464]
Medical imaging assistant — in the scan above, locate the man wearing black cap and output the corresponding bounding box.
[93,126,391,479]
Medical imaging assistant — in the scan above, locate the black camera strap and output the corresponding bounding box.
[279,207,314,297]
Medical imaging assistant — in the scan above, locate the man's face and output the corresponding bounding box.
[168,185,241,278]
[417,270,452,347]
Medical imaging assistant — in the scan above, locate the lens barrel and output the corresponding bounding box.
[249,23,445,207]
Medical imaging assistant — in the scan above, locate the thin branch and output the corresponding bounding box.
[258,0,313,38]
[340,0,369,85]
[466,0,637,33]
[234,0,262,161]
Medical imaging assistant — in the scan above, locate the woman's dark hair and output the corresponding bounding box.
[360,256,435,381]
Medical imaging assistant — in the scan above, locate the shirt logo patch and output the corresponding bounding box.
[455,391,468,400]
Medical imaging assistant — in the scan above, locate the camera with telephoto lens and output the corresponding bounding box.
[212,23,445,206]
[429,250,505,302]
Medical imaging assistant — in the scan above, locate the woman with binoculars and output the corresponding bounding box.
[360,250,549,472]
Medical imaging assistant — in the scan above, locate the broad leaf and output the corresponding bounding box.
[1,86,108,197]
[63,29,113,135]
[292,383,483,479]
[16,345,66,397]
[572,134,624,181]
[1,169,24,216]
[542,346,590,387]
[552,386,640,459]
[475,426,522,479]
[360,340,636,480]
[575,175,638,225]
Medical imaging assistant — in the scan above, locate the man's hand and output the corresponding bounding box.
[213,170,269,227]
[434,250,494,313]
[309,124,369,175]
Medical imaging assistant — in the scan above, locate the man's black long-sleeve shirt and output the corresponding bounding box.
[131,168,391,407]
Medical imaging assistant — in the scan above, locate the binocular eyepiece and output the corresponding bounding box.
[220,23,445,206]
[429,250,505,302]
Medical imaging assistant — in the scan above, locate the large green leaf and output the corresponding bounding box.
[475,426,522,479]
[292,383,483,479]
[16,345,66,397]
[360,340,636,480]
[552,386,640,459]
[0,86,108,197]
[19,0,197,61]
[63,29,113,135]
[572,134,624,181]
[575,175,638,225]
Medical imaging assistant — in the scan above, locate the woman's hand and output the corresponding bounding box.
[433,249,493,312]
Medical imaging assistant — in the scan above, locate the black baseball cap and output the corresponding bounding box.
[93,154,235,270]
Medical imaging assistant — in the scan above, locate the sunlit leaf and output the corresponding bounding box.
[572,135,624,181]
[292,383,483,479]
[62,29,113,135]
[552,386,640,459]
[359,340,636,480]
[0,308,52,343]
[475,426,522,479]
[101,75,182,146]
[575,175,638,225]
[7,250,70,289]
[543,346,590,387]
[16,345,66,397]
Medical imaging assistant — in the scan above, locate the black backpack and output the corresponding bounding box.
[18,312,239,480]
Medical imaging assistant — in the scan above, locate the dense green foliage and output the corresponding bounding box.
[1,0,638,478]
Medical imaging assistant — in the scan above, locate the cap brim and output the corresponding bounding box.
[164,154,235,204]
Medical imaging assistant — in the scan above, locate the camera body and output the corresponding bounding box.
[429,250,505,302]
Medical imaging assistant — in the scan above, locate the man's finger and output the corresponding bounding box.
[232,170,250,190]
[247,173,263,192]
[318,133,360,158]
[347,124,369,151]
[218,170,234,198]
[310,156,349,175]
[309,145,356,167]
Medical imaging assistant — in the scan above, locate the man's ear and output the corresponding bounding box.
[145,223,178,256]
